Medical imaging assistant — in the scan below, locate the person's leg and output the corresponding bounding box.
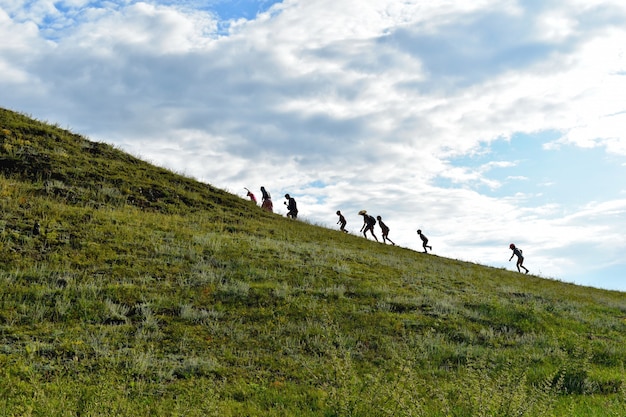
[520,258,529,273]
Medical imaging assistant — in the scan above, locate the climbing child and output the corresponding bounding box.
[336,210,348,233]
[508,243,529,274]
[377,216,395,245]
[358,210,378,242]
[284,194,298,219]
[417,229,432,253]
[244,188,257,204]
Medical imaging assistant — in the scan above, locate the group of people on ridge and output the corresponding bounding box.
[245,186,298,219]
[245,187,529,274]
[351,210,396,246]
[351,210,432,253]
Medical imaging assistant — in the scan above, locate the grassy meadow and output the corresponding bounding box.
[1,107,625,416]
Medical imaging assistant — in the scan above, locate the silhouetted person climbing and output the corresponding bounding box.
[358,210,378,241]
[508,243,529,274]
[336,210,348,233]
[244,188,257,204]
[377,216,395,245]
[417,229,432,253]
[284,194,298,218]
[260,186,273,212]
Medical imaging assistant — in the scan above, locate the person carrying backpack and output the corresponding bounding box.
[358,210,378,242]
[260,186,273,212]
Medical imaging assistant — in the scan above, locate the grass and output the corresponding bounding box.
[1,107,626,416]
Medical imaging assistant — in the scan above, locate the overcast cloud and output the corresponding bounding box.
[1,0,626,291]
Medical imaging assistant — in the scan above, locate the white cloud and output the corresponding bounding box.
[68,3,217,53]
[0,8,50,83]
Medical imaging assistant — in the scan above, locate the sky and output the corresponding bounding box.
[1,0,626,291]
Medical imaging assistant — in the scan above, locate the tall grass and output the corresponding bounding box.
[1,107,626,415]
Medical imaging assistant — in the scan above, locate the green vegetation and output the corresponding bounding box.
[1,107,625,416]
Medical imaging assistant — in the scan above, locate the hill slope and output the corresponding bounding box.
[1,107,625,416]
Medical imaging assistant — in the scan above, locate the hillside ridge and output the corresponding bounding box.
[1,107,625,416]
[1,108,249,214]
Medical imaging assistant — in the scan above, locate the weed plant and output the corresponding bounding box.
[1,107,626,416]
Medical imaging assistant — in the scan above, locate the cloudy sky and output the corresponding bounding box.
[2,0,626,291]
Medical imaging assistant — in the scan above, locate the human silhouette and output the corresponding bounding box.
[417,229,432,253]
[260,186,273,212]
[508,243,529,274]
[336,210,348,233]
[32,222,40,236]
[358,210,378,241]
[284,194,298,218]
[244,188,257,204]
[377,216,395,245]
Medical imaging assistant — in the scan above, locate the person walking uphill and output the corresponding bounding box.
[260,186,273,212]
[377,216,395,245]
[358,210,378,242]
[244,188,257,204]
[284,194,298,218]
[336,210,348,233]
[508,243,529,274]
[417,229,432,253]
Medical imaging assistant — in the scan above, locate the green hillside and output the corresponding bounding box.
[1,107,625,416]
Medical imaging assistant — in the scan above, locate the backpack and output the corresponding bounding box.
[367,215,377,226]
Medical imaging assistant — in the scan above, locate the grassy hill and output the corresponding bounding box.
[1,107,625,417]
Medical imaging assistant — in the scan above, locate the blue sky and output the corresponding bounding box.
[209,0,281,20]
[438,132,625,206]
[1,0,626,291]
